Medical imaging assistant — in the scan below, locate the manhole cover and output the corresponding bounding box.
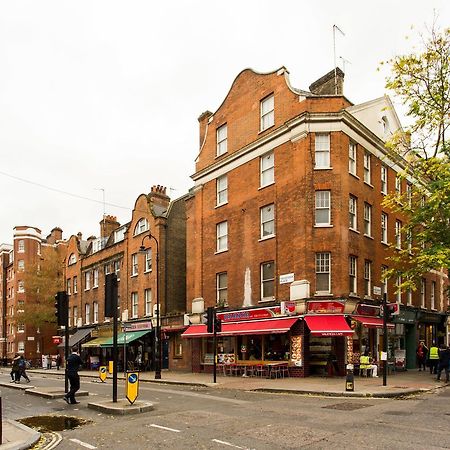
[383,411,409,416]
[323,402,373,411]
[18,415,91,432]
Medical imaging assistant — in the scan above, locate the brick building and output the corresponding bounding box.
[183,67,449,376]
[0,226,66,365]
[63,186,190,372]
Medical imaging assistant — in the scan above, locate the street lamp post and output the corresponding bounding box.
[139,233,161,380]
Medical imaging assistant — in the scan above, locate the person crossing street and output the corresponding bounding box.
[63,348,83,405]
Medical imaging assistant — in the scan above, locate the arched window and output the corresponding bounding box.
[134,218,149,236]
[68,254,77,265]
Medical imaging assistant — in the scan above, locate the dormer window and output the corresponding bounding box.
[134,218,149,236]
[68,254,77,265]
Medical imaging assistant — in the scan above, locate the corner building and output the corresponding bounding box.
[183,67,449,376]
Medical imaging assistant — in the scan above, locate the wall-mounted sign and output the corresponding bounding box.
[218,305,295,322]
[373,286,382,296]
[307,301,345,314]
[279,273,295,284]
[123,321,152,331]
[355,304,380,317]
[27,337,35,341]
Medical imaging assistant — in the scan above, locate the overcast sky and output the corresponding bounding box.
[0,1,449,243]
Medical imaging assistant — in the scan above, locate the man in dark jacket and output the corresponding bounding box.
[64,348,83,404]
[436,344,450,383]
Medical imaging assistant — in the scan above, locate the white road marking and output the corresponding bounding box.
[211,439,248,449]
[69,438,97,449]
[149,424,181,433]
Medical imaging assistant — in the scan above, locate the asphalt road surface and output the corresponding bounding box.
[1,372,450,449]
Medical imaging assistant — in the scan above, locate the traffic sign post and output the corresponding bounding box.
[126,372,139,404]
[99,366,107,383]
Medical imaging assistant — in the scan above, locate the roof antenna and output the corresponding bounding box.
[333,25,345,94]
[95,188,106,218]
[339,56,351,73]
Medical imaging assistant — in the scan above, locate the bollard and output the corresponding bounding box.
[345,364,354,392]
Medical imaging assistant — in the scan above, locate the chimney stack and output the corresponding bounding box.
[46,227,63,244]
[309,68,345,96]
[148,185,170,210]
[100,215,120,238]
[198,110,213,148]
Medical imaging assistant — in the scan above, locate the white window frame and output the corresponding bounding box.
[406,183,412,206]
[315,191,331,226]
[18,240,25,253]
[17,323,25,333]
[364,203,372,237]
[349,141,357,175]
[73,306,78,326]
[260,204,275,238]
[364,260,372,298]
[114,260,121,280]
[131,253,138,276]
[145,289,152,316]
[315,133,331,169]
[381,165,388,194]
[134,218,149,236]
[216,221,228,252]
[18,341,25,353]
[407,289,412,306]
[382,266,388,297]
[421,278,426,308]
[73,276,78,294]
[431,281,436,309]
[85,271,91,290]
[349,256,357,295]
[395,220,402,249]
[93,268,99,288]
[216,123,228,156]
[216,272,228,306]
[260,151,274,187]
[67,279,71,295]
[363,151,371,184]
[18,280,24,293]
[260,94,274,131]
[85,303,90,325]
[315,252,331,294]
[349,196,357,230]
[18,260,24,271]
[68,253,77,265]
[216,174,228,206]
[260,261,275,301]
[396,276,402,303]
[93,301,99,323]
[131,292,138,318]
[381,213,388,244]
[145,249,152,272]
[395,175,401,194]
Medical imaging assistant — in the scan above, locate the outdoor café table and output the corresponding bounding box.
[265,362,288,378]
[235,361,260,377]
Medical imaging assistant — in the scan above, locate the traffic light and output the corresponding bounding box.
[214,316,222,333]
[54,291,68,327]
[206,307,214,333]
[105,273,118,318]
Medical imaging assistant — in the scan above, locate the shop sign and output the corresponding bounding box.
[218,305,294,322]
[280,301,297,316]
[417,311,443,324]
[279,273,295,284]
[52,336,62,344]
[372,286,382,296]
[307,301,345,314]
[356,304,380,317]
[290,335,302,366]
[123,321,152,331]
[393,309,416,324]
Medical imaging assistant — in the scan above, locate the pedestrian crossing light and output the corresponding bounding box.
[54,291,68,327]
[206,307,214,334]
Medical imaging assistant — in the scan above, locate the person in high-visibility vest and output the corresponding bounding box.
[428,342,439,375]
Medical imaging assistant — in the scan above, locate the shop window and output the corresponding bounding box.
[174,334,183,358]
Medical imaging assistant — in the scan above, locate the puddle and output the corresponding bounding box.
[18,415,92,432]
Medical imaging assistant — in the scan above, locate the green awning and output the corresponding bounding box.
[81,337,112,348]
[100,330,151,347]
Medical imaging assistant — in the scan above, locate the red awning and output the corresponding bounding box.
[304,315,353,337]
[182,317,299,338]
[352,316,395,329]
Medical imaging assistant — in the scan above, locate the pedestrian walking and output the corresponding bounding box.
[417,341,428,371]
[436,344,450,382]
[428,342,439,375]
[56,353,61,370]
[64,348,83,405]
[46,354,52,370]
[10,354,20,383]
[18,356,30,383]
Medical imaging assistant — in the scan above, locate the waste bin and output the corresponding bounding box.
[345,364,354,392]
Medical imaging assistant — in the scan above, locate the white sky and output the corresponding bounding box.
[0,1,449,243]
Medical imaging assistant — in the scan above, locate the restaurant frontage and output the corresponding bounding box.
[183,300,396,378]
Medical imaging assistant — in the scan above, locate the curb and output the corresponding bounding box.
[1,420,41,450]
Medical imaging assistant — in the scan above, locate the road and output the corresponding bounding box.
[1,372,449,449]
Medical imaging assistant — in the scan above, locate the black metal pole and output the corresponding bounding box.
[383,293,388,387]
[112,299,118,402]
[64,324,69,393]
[213,310,217,384]
[155,239,161,380]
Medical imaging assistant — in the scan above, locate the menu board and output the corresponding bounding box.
[346,337,353,365]
[218,353,236,364]
[290,335,302,366]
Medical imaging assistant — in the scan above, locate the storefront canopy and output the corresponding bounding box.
[57,327,94,348]
[81,337,112,348]
[305,315,353,337]
[100,330,151,347]
[352,315,395,329]
[182,317,299,338]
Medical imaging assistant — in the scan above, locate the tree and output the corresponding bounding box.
[18,246,64,329]
[381,25,450,289]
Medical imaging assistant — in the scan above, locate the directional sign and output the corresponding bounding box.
[126,371,139,404]
[99,366,108,383]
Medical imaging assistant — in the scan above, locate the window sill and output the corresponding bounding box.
[215,151,228,159]
[215,249,228,255]
[349,228,360,234]
[93,285,98,289]
[364,296,373,300]
[259,181,275,190]
[314,292,333,297]
[314,224,333,228]
[84,289,90,292]
[381,191,387,196]
[259,298,275,303]
[259,124,275,134]
[144,269,152,274]
[364,234,374,240]
[314,167,333,171]
[349,172,359,180]
[364,181,374,189]
[130,274,138,278]
[259,235,275,242]
[349,293,360,299]
[215,202,228,209]
[381,241,389,246]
